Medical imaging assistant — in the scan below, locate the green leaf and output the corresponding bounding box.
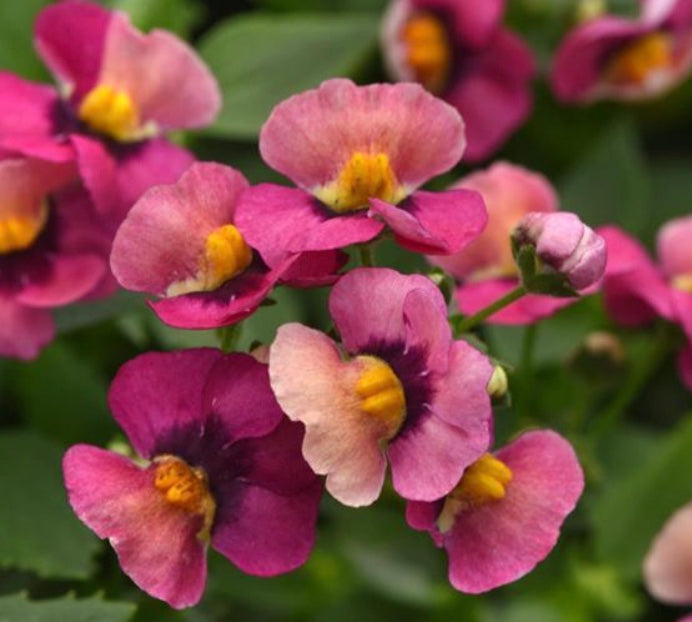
[591,415,692,579]
[254,0,387,12]
[0,431,101,579]
[559,119,651,235]
[0,593,135,622]
[109,0,202,37]
[0,0,50,80]
[54,290,144,334]
[198,13,379,139]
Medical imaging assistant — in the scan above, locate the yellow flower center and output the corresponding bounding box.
[671,273,692,292]
[436,453,513,533]
[605,32,674,86]
[355,355,407,441]
[166,224,253,297]
[402,13,452,93]
[78,84,152,142]
[0,202,49,254]
[313,152,406,213]
[153,455,216,541]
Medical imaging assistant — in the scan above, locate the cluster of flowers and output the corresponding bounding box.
[1,0,691,612]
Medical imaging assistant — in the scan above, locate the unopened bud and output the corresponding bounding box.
[487,365,508,399]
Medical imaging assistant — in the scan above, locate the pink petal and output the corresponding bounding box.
[235,184,384,267]
[96,11,220,130]
[34,0,110,99]
[259,78,464,192]
[211,480,321,576]
[0,296,54,360]
[445,430,584,593]
[416,0,504,48]
[369,188,487,255]
[0,73,63,143]
[269,323,388,506]
[63,445,206,609]
[108,349,224,458]
[643,502,692,605]
[111,162,249,295]
[329,267,446,354]
[657,215,692,280]
[278,249,348,287]
[672,289,692,342]
[430,161,557,280]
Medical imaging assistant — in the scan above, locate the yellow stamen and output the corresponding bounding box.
[437,453,513,533]
[672,273,692,292]
[166,224,253,297]
[605,32,673,86]
[402,13,452,93]
[0,202,49,254]
[78,84,147,142]
[313,152,406,213]
[153,455,216,541]
[355,355,406,441]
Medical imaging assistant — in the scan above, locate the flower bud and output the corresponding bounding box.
[486,365,509,400]
[512,212,607,292]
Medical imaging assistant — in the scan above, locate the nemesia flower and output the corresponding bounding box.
[269,267,493,507]
[0,154,113,359]
[110,162,346,329]
[0,0,221,226]
[235,79,487,264]
[551,0,692,102]
[428,162,583,325]
[407,430,584,593]
[643,501,692,607]
[380,0,535,161]
[599,218,692,389]
[63,349,322,608]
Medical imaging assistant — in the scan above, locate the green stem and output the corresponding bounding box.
[217,323,243,353]
[454,285,527,333]
[517,323,538,420]
[358,244,375,267]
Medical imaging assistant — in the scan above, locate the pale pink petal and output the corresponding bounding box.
[672,289,692,342]
[259,79,464,192]
[96,11,220,130]
[643,0,679,24]
[0,297,54,360]
[644,502,692,605]
[657,215,692,280]
[269,323,387,506]
[445,430,584,593]
[63,445,206,609]
[111,162,249,295]
[329,267,446,354]
[369,188,487,255]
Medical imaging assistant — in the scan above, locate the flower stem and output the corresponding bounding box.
[358,244,375,267]
[454,285,527,333]
[217,323,243,353]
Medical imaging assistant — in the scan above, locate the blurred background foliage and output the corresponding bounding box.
[0,0,691,621]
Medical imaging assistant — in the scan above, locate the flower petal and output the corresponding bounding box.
[0,296,54,360]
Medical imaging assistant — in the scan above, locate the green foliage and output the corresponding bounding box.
[0,0,50,80]
[198,12,379,139]
[0,593,135,622]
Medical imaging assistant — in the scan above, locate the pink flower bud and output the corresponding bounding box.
[514,212,607,290]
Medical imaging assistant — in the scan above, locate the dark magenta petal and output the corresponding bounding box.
[279,249,348,287]
[414,0,503,48]
[235,183,383,266]
[63,445,207,608]
[34,0,111,99]
[212,479,321,576]
[0,297,54,360]
[109,349,224,458]
[677,345,692,391]
[370,188,488,255]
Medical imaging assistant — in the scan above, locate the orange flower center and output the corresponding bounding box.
[605,32,674,86]
[436,453,513,533]
[0,201,49,254]
[153,455,216,540]
[78,84,154,142]
[402,13,452,93]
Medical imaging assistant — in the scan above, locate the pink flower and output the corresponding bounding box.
[600,218,692,389]
[407,430,584,593]
[0,0,221,226]
[380,0,535,161]
[269,267,493,507]
[0,154,113,359]
[429,162,584,325]
[235,79,487,264]
[551,0,692,102]
[63,349,321,609]
[110,162,345,329]
[643,501,692,607]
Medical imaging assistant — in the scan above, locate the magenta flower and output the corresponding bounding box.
[380,0,535,161]
[0,0,220,226]
[429,162,583,325]
[600,218,692,389]
[551,0,692,102]
[407,430,584,593]
[269,267,492,507]
[235,79,487,264]
[63,349,322,609]
[111,162,345,329]
[644,501,692,607]
[0,154,113,359]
